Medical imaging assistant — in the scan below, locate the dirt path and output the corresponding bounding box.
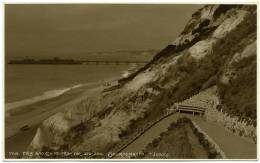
[190,116,256,159]
[115,114,183,158]
[115,113,256,159]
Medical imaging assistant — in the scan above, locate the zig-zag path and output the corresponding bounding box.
[115,111,256,159]
[115,87,257,159]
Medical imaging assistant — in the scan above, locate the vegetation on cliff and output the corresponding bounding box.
[27,4,256,159]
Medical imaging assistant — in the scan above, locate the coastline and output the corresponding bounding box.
[5,76,120,155]
[5,83,87,112]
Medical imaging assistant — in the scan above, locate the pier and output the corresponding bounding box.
[79,60,148,65]
[8,58,149,65]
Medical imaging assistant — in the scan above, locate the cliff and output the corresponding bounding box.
[27,4,256,157]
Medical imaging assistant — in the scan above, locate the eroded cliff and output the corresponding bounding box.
[27,4,257,158]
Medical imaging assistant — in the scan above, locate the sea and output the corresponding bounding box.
[5,64,140,111]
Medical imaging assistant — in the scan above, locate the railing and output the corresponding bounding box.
[109,104,209,159]
[175,105,206,116]
[108,105,206,158]
[177,105,206,111]
[109,110,177,159]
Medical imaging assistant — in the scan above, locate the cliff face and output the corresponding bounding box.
[28,4,256,155]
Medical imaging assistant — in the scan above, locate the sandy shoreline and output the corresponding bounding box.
[6,83,85,112]
[5,77,120,155]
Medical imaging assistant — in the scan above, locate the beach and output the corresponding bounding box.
[5,77,119,155]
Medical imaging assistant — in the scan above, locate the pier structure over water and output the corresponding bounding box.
[8,58,149,65]
[79,60,148,65]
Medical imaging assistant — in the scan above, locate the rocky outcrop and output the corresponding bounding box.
[28,94,102,152]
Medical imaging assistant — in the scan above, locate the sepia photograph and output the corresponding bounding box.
[4,2,257,160]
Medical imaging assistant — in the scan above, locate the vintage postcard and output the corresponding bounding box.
[4,2,257,160]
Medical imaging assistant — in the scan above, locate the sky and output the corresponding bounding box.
[5,4,203,59]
